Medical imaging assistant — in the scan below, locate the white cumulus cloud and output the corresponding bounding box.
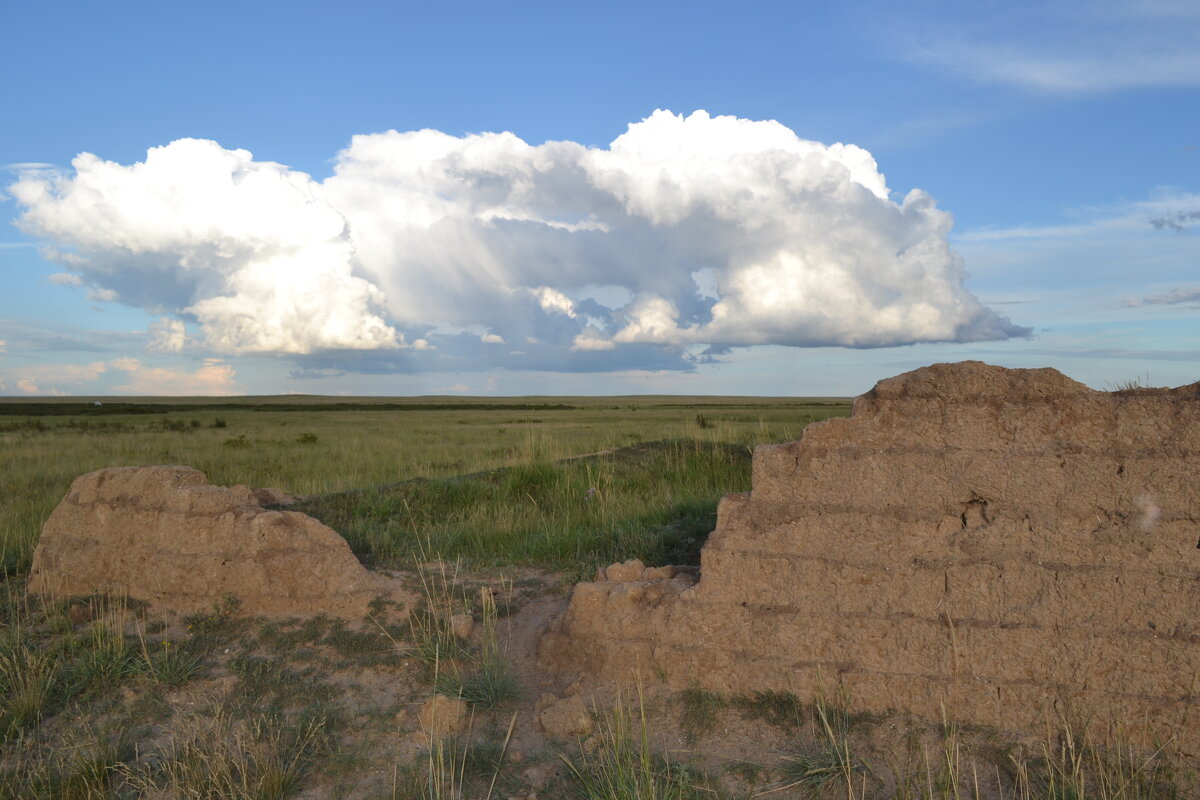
[11,139,398,355]
[18,378,66,395]
[147,317,187,352]
[10,110,1026,373]
[110,358,238,395]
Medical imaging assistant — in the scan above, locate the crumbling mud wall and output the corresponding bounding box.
[542,362,1200,750]
[28,466,401,618]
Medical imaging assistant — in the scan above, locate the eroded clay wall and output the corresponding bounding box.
[28,466,402,617]
[542,362,1200,750]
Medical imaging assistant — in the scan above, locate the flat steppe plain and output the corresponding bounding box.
[3,395,1192,799]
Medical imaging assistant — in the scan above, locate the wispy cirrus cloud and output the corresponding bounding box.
[900,1,1200,92]
[957,190,1200,243]
[1125,287,1200,307]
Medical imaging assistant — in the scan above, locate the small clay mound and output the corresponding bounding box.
[542,361,1200,752]
[27,466,403,618]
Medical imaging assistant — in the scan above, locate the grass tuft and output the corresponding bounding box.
[137,632,203,687]
[434,586,521,709]
[0,641,57,740]
[677,688,725,744]
[119,705,325,800]
[776,687,870,798]
[0,729,131,800]
[561,688,710,800]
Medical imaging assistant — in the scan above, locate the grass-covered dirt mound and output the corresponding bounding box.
[294,440,751,578]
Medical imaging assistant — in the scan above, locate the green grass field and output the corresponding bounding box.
[0,395,849,576]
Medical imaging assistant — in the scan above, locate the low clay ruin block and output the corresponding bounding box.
[27,465,402,618]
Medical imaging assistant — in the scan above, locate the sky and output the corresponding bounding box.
[1,0,1197,397]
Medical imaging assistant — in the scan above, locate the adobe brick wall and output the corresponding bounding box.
[541,362,1200,751]
[28,466,404,618]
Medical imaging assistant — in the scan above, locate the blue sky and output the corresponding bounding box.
[1,0,1197,397]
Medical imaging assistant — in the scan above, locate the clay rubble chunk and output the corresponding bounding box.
[600,558,644,582]
[536,693,594,738]
[418,695,468,738]
[27,465,405,619]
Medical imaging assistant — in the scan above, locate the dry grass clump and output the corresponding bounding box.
[0,638,57,740]
[0,728,130,800]
[118,704,325,800]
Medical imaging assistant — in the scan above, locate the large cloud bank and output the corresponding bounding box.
[10,110,1027,372]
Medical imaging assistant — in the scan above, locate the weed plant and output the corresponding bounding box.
[137,632,203,687]
[403,560,472,671]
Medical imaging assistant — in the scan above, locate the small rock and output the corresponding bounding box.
[537,693,593,738]
[418,695,468,738]
[450,613,474,639]
[641,565,677,580]
[603,559,645,582]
